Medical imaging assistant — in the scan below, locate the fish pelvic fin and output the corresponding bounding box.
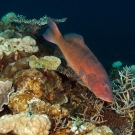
[43,17,62,44]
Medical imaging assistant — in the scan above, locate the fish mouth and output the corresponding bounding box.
[95,93,113,102]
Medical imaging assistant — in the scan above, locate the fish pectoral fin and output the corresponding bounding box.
[78,67,86,78]
[86,74,97,87]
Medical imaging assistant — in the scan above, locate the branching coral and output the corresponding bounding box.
[111,66,135,121]
[10,14,67,34]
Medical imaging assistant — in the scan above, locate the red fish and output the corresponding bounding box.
[43,18,113,102]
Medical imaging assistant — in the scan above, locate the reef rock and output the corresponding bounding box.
[0,79,13,111]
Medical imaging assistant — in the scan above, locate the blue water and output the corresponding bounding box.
[1,0,135,71]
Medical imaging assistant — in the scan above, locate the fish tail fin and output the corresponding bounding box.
[43,17,62,44]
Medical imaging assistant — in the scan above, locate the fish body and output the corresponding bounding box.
[43,18,113,102]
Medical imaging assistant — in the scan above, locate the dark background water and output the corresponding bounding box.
[0,0,135,72]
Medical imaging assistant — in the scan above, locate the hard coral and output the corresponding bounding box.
[0,111,51,135]
[1,12,17,23]
[111,66,135,122]
[0,36,39,61]
[0,79,13,111]
[0,30,22,39]
[2,57,30,78]
[8,93,33,113]
[102,109,133,135]
[29,98,69,121]
[42,70,64,102]
[13,68,46,95]
[10,14,67,34]
[8,69,46,113]
[0,21,11,32]
[29,55,61,70]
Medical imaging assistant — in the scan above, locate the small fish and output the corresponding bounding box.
[43,18,113,102]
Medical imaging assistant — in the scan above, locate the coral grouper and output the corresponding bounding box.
[43,18,113,102]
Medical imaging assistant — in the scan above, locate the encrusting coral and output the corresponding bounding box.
[102,109,133,135]
[0,111,51,135]
[0,30,22,39]
[28,98,69,122]
[29,55,61,70]
[0,36,39,62]
[0,79,13,111]
[8,68,46,113]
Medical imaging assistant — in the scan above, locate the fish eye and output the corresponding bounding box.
[102,83,107,88]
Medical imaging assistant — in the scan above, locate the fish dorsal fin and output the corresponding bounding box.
[64,33,88,49]
[43,17,62,44]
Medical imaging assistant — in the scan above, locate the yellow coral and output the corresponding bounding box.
[8,93,33,113]
[27,80,43,98]
[29,55,61,70]
[29,99,69,120]
[43,70,63,101]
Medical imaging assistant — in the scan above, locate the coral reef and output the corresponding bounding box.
[0,12,134,135]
